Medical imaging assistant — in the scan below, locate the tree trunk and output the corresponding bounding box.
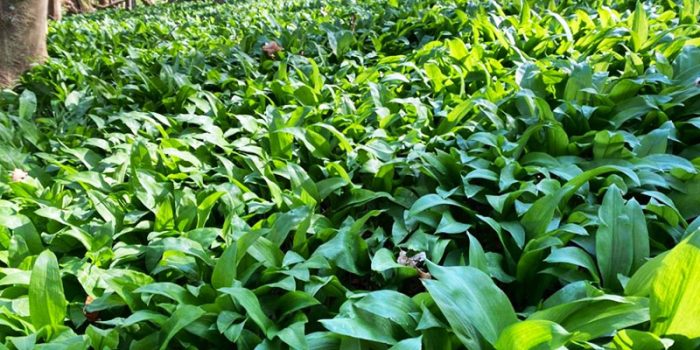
[0,0,48,87]
[48,0,61,20]
[76,0,93,12]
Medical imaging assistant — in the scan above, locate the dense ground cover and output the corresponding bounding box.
[1,0,700,348]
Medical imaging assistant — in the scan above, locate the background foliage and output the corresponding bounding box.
[1,0,700,348]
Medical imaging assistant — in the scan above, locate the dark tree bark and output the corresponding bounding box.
[0,0,48,87]
[48,0,61,20]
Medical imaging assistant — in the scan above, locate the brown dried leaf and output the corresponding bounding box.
[262,41,283,58]
[417,269,432,279]
[83,295,99,322]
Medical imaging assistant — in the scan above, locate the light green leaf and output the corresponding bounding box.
[29,250,67,329]
[630,1,649,51]
[611,329,673,350]
[650,230,700,339]
[495,320,571,350]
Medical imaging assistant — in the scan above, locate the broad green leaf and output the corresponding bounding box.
[408,194,468,218]
[625,252,668,297]
[276,322,308,350]
[522,166,639,238]
[596,185,634,288]
[217,311,245,342]
[371,248,405,272]
[314,211,380,274]
[158,305,205,350]
[529,295,649,340]
[389,336,422,350]
[447,38,468,60]
[611,329,673,350]
[423,263,517,348]
[650,231,700,339]
[545,246,600,283]
[630,1,648,51]
[29,251,67,329]
[212,243,237,289]
[134,282,194,305]
[220,287,276,337]
[495,320,572,350]
[18,90,37,119]
[593,131,626,160]
[320,306,397,345]
[196,191,225,228]
[86,325,119,350]
[355,290,418,331]
[275,291,320,319]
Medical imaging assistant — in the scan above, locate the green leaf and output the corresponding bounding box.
[625,252,668,297]
[669,175,700,219]
[627,198,650,271]
[408,194,468,218]
[495,320,572,350]
[220,287,276,337]
[389,337,422,350]
[529,295,649,340]
[355,290,418,331]
[134,282,194,305]
[18,90,37,119]
[216,311,245,342]
[593,131,626,160]
[447,38,468,60]
[276,322,308,350]
[294,85,318,106]
[611,329,673,350]
[630,1,649,51]
[522,166,639,238]
[545,246,600,283]
[154,195,175,231]
[86,325,119,350]
[650,230,700,339]
[423,263,517,348]
[275,291,320,319]
[197,191,225,228]
[211,243,237,289]
[158,305,205,350]
[314,210,381,274]
[596,185,634,288]
[29,250,67,329]
[319,307,397,345]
